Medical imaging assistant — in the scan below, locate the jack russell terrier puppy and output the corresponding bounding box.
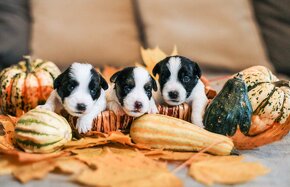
[38,63,108,133]
[152,56,208,128]
[107,66,158,117]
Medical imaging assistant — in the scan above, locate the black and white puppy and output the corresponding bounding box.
[153,56,208,128]
[38,63,108,133]
[107,66,158,117]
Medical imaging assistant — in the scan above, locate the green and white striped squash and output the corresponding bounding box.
[14,108,72,153]
[236,66,290,135]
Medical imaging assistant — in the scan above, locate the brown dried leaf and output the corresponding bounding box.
[71,144,139,164]
[141,46,176,77]
[0,156,26,175]
[189,156,270,186]
[100,66,121,83]
[55,157,88,174]
[12,160,56,183]
[143,150,212,161]
[65,131,148,150]
[0,115,16,151]
[74,151,182,187]
[1,149,68,163]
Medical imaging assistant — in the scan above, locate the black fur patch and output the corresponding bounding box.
[153,55,202,98]
[54,66,79,102]
[53,66,108,102]
[89,68,108,100]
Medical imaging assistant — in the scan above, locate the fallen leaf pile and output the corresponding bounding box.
[0,114,270,186]
[0,47,270,186]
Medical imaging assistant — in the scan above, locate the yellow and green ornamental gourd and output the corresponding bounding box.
[204,66,290,149]
[14,108,72,153]
[239,66,290,135]
[0,56,60,116]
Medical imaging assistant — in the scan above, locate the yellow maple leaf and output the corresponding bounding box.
[140,46,178,77]
[189,156,270,186]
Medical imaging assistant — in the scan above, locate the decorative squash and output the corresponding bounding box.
[130,114,236,156]
[0,56,60,116]
[203,76,253,136]
[14,108,72,153]
[204,66,290,149]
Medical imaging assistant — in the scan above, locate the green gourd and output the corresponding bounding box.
[203,75,253,136]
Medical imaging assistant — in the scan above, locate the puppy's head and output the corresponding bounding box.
[153,56,201,106]
[54,63,108,117]
[110,67,157,117]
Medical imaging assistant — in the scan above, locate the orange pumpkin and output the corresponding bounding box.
[0,56,60,116]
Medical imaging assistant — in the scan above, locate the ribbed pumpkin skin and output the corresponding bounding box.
[14,108,72,153]
[238,66,290,135]
[0,57,60,116]
[130,114,235,156]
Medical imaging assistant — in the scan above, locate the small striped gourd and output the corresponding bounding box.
[238,66,290,135]
[130,114,236,156]
[0,56,60,116]
[14,108,72,153]
[204,66,290,149]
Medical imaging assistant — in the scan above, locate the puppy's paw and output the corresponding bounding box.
[36,104,54,111]
[148,104,158,114]
[191,115,204,128]
[76,116,94,134]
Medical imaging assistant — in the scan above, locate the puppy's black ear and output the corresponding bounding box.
[91,68,109,90]
[153,57,170,77]
[110,71,121,83]
[193,62,202,78]
[152,62,161,77]
[100,75,109,90]
[54,66,71,90]
[183,57,202,79]
[150,76,158,91]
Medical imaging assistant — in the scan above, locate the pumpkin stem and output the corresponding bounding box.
[273,80,290,88]
[23,56,32,73]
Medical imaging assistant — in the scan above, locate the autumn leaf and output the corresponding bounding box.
[74,151,182,187]
[0,115,17,151]
[189,156,270,186]
[64,131,148,150]
[140,46,178,77]
[1,149,68,163]
[0,155,26,175]
[100,65,121,83]
[55,157,88,174]
[71,144,139,164]
[143,149,212,161]
[12,160,56,183]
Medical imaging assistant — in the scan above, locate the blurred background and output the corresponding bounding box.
[0,0,289,76]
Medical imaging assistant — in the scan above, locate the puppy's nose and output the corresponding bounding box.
[76,103,87,111]
[168,91,179,99]
[134,101,143,110]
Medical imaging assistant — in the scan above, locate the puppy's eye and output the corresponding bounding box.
[182,76,190,83]
[144,85,152,91]
[124,85,131,93]
[90,89,96,95]
[67,84,75,92]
